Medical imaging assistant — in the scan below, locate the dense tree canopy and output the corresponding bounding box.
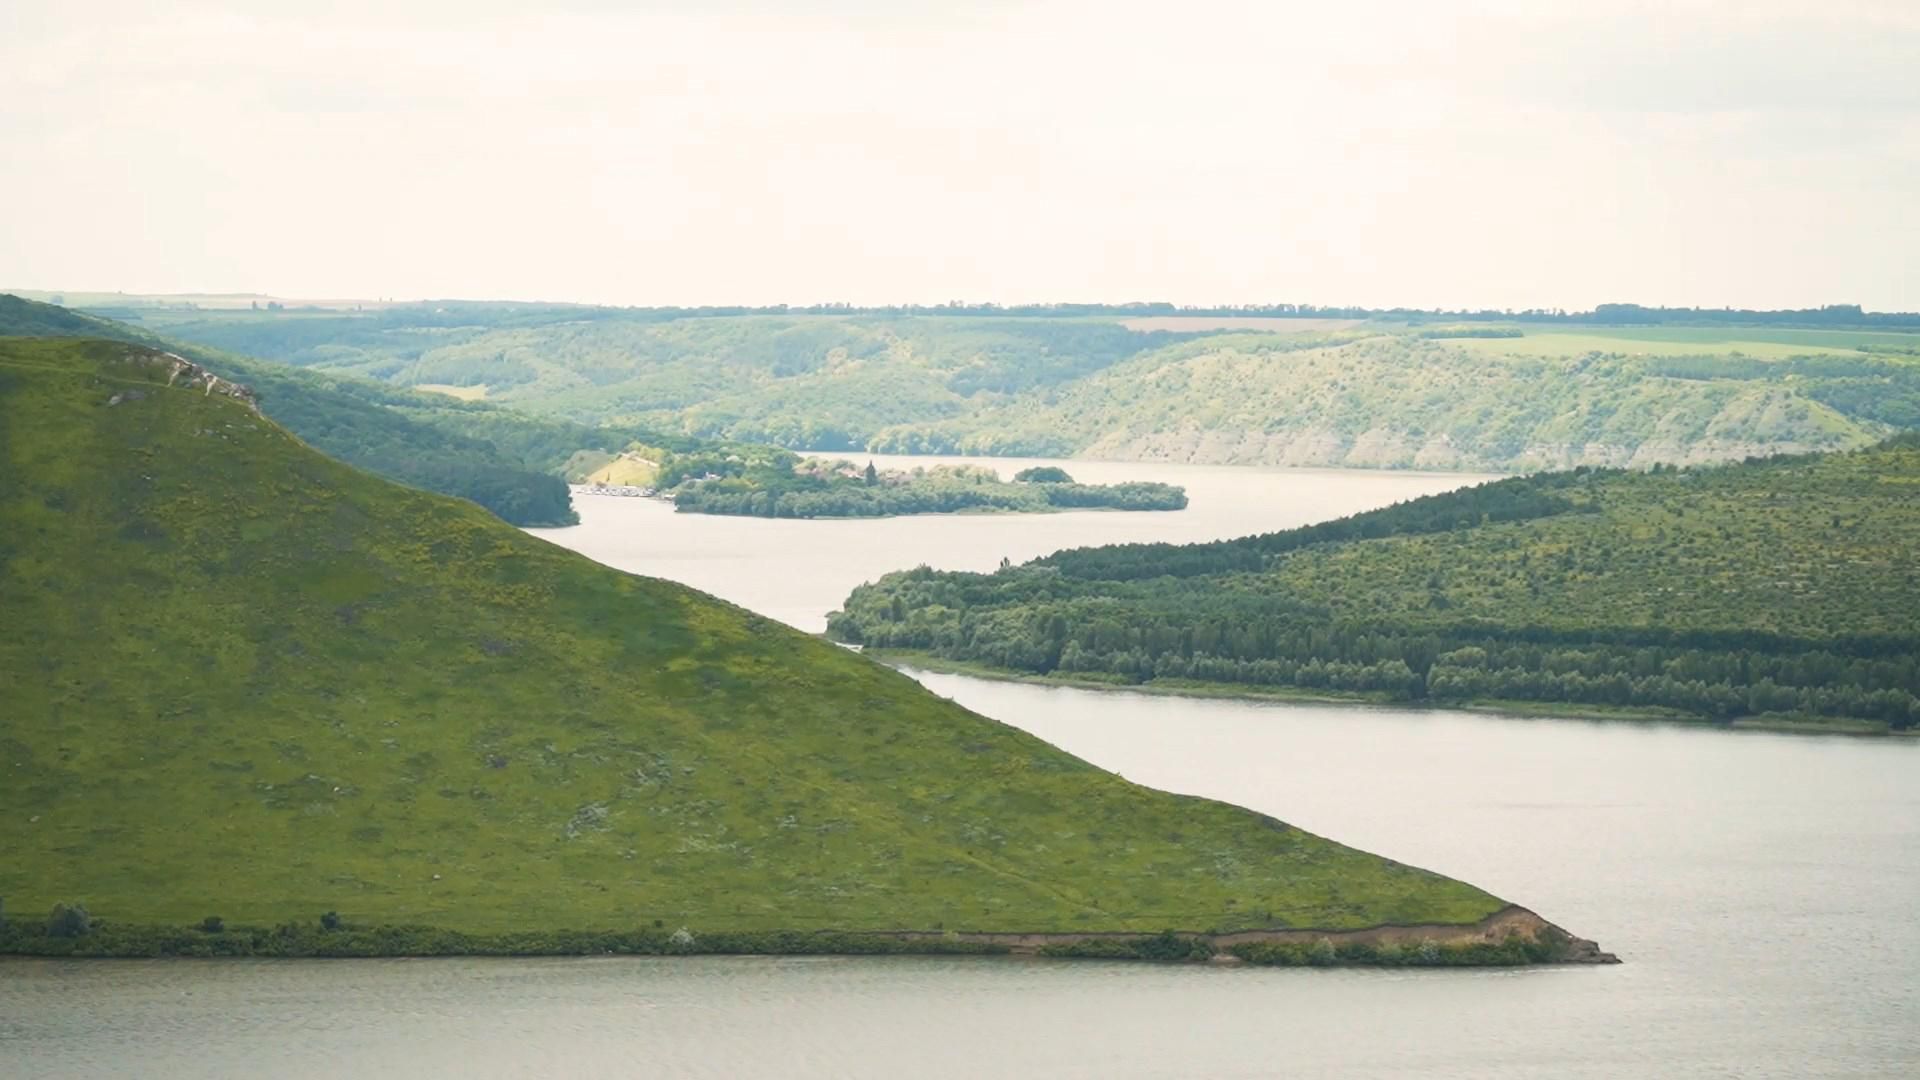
[657,453,1186,519]
[829,440,1920,730]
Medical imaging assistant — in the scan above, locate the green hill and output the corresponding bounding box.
[829,445,1920,732]
[125,303,1920,469]
[0,337,1602,962]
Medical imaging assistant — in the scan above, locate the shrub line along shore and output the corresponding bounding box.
[869,650,1915,737]
[0,905,1615,966]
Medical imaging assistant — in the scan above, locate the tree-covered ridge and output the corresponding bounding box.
[876,334,1913,467]
[124,301,1920,471]
[829,441,1920,730]
[655,451,1187,518]
[0,337,1551,947]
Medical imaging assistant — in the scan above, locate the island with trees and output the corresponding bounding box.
[630,446,1187,518]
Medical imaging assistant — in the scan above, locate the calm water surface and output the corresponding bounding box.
[532,453,1485,631]
[6,458,1916,1079]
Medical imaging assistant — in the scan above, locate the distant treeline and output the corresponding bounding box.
[94,297,1920,329]
[0,915,1004,959]
[0,913,1572,966]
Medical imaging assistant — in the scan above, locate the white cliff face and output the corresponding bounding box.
[106,349,261,413]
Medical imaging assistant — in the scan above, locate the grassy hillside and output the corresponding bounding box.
[830,444,1920,731]
[127,304,1920,469]
[0,337,1571,954]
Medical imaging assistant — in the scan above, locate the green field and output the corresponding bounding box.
[0,337,1538,945]
[1444,327,1915,359]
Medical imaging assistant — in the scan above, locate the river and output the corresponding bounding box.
[5,457,1915,1078]
[535,453,1484,631]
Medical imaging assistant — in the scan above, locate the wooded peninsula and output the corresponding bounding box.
[829,441,1920,732]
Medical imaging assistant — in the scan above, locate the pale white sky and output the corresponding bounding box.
[2,0,1915,310]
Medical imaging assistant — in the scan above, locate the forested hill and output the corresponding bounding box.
[114,301,1920,472]
[829,441,1920,731]
[0,336,1596,962]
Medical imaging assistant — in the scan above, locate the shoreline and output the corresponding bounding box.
[0,905,1613,967]
[570,486,1186,522]
[870,650,1912,737]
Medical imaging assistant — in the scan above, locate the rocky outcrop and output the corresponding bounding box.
[112,348,259,413]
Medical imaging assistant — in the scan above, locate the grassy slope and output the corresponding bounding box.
[0,338,1507,935]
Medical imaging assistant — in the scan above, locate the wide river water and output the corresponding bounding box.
[5,456,1916,1078]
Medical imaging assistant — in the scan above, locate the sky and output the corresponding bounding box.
[2,0,1915,310]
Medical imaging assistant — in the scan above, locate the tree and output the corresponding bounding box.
[1014,466,1074,484]
[864,461,878,486]
[47,903,92,938]
[320,911,343,931]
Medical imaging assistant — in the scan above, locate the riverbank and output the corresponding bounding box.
[872,650,1913,736]
[0,905,1612,966]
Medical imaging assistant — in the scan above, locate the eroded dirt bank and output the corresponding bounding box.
[885,905,1618,964]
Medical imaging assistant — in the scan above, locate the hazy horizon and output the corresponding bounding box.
[8,287,1918,315]
[4,0,1915,310]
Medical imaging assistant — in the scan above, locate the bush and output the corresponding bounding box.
[201,916,225,934]
[1036,931,1212,961]
[47,903,92,938]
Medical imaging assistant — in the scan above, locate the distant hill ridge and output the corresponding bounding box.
[110,300,1920,471]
